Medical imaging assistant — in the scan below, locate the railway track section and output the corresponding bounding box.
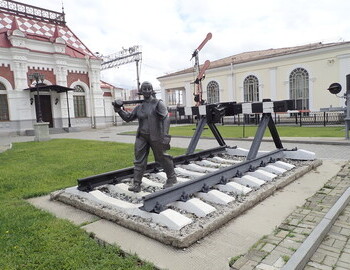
[52,99,320,247]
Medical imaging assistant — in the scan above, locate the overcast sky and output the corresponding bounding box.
[17,0,350,89]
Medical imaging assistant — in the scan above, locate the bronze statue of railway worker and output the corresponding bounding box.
[113,81,177,192]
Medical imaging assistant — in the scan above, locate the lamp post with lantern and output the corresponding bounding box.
[28,72,44,123]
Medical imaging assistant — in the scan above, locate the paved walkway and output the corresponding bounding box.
[230,162,350,270]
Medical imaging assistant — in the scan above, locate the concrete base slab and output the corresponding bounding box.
[171,198,216,217]
[154,172,167,180]
[90,190,145,216]
[174,167,205,178]
[176,177,190,183]
[155,172,191,184]
[50,160,322,250]
[284,149,316,160]
[261,164,287,175]
[208,156,239,164]
[28,160,347,270]
[234,175,266,188]
[154,209,192,230]
[141,177,163,188]
[215,181,252,195]
[180,163,218,173]
[247,169,277,182]
[55,187,192,231]
[196,190,235,204]
[109,183,150,198]
[226,147,249,156]
[274,161,295,170]
[195,159,230,168]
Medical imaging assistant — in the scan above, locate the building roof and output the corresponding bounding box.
[158,41,350,79]
[100,80,122,90]
[24,84,74,93]
[0,1,95,58]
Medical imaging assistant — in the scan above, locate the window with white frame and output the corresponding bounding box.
[167,89,184,106]
[0,82,9,121]
[73,85,87,117]
[207,81,220,104]
[243,75,259,102]
[289,68,309,111]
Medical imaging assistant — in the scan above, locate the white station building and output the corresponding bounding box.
[158,41,350,112]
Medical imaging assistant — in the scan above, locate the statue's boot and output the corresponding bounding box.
[129,170,142,193]
[163,176,177,189]
[128,182,141,193]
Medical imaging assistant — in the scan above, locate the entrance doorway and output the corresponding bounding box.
[35,95,53,127]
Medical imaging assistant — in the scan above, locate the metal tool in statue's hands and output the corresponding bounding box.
[112,99,124,112]
[112,99,144,112]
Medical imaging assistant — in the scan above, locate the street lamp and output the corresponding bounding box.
[28,72,44,123]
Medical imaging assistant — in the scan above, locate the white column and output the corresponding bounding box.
[269,67,277,101]
[185,81,193,107]
[227,74,233,102]
[10,55,31,123]
[11,56,28,90]
[338,54,350,107]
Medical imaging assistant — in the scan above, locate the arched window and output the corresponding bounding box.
[73,85,86,117]
[243,75,259,102]
[289,68,309,111]
[207,81,220,104]
[0,82,9,121]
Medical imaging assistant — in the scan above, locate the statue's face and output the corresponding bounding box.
[141,83,153,98]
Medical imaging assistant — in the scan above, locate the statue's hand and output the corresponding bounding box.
[112,99,123,112]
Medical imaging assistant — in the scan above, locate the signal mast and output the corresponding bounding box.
[191,33,212,106]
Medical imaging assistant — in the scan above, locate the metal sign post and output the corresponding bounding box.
[327,74,350,140]
[345,74,350,139]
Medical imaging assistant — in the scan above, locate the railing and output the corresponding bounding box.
[221,111,345,126]
[0,0,65,25]
[168,107,193,124]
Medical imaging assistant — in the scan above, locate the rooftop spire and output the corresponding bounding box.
[52,25,60,39]
[10,16,19,31]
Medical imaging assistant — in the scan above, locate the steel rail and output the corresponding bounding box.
[77,146,228,191]
[141,149,285,213]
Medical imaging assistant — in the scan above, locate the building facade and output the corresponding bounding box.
[0,1,121,135]
[158,42,350,112]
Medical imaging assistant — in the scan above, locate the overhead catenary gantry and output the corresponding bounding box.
[99,45,142,90]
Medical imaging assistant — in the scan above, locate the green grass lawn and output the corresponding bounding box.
[0,139,185,270]
[167,125,345,138]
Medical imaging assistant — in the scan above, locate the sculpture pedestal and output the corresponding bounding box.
[34,122,51,142]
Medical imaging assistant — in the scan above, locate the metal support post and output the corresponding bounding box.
[65,91,71,128]
[268,114,283,149]
[207,122,226,146]
[186,116,207,155]
[345,75,350,140]
[246,113,283,160]
[345,93,350,139]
